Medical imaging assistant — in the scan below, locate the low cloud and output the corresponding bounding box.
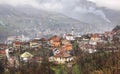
[88,0,120,11]
[0,0,39,7]
[0,0,119,11]
[0,0,116,23]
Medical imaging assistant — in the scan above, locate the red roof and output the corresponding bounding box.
[0,50,6,54]
[14,42,23,45]
[50,35,60,42]
[66,34,73,36]
[40,38,47,41]
[54,51,71,58]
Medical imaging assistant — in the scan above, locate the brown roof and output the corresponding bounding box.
[22,42,30,45]
[60,44,72,51]
[0,50,6,54]
[59,46,66,51]
[66,34,73,36]
[50,35,60,42]
[14,42,23,45]
[54,51,71,58]
[30,39,40,43]
[39,38,47,41]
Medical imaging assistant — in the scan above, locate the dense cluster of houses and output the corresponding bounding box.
[78,33,109,53]
[77,26,120,53]
[48,35,75,64]
[0,26,120,68]
[0,32,76,68]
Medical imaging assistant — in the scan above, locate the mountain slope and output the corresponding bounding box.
[102,9,120,25]
[0,5,114,41]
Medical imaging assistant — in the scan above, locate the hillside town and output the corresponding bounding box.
[0,25,120,74]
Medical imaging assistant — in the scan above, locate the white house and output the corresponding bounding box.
[49,51,75,64]
[65,34,75,41]
[20,52,33,62]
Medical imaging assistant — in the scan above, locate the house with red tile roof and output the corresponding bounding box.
[13,41,23,49]
[49,51,75,64]
[49,35,61,47]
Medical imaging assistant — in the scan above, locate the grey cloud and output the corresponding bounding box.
[0,0,111,23]
[34,0,111,23]
[87,0,120,11]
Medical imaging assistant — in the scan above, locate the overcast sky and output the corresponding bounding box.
[0,0,120,11]
[0,0,120,23]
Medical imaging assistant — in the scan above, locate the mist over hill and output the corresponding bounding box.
[0,5,115,41]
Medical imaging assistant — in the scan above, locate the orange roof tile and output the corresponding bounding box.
[50,35,60,42]
[0,50,6,54]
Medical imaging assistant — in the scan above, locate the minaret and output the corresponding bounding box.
[71,27,75,35]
